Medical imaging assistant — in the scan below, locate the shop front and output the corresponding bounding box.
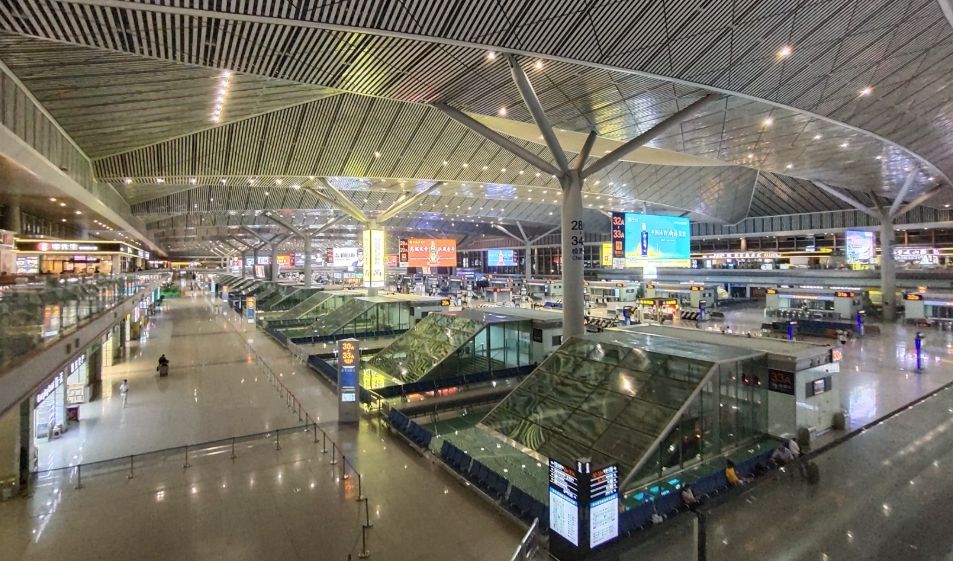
[14,239,151,275]
[34,372,66,442]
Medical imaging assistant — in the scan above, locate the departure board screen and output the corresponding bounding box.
[589,465,619,548]
[549,459,579,546]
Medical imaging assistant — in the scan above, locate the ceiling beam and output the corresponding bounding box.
[315,178,368,222]
[582,92,721,179]
[377,183,441,222]
[575,131,597,171]
[263,213,304,237]
[242,225,274,245]
[894,186,943,217]
[813,182,881,218]
[432,103,564,178]
[887,168,919,219]
[506,54,569,173]
[492,224,523,242]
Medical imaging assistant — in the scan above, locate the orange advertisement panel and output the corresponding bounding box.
[385,254,399,267]
[407,238,456,267]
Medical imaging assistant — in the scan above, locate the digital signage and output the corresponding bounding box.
[362,229,385,288]
[549,459,579,546]
[407,238,456,267]
[327,247,363,268]
[589,465,619,548]
[845,230,875,264]
[487,249,516,267]
[612,212,690,268]
[399,239,409,267]
[337,339,361,422]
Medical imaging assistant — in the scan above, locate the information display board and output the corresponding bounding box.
[362,229,386,287]
[612,212,690,268]
[246,297,256,324]
[588,466,619,548]
[487,249,516,267]
[549,459,580,546]
[845,230,875,264]
[399,239,409,267]
[337,339,361,422]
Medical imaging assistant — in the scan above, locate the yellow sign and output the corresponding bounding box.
[766,288,778,294]
[690,286,704,291]
[246,297,256,310]
[340,341,359,367]
[362,229,386,288]
[601,242,612,267]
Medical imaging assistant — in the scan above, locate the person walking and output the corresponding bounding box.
[119,379,129,408]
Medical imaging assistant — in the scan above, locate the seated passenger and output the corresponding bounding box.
[726,460,750,486]
[770,444,794,467]
[681,484,701,512]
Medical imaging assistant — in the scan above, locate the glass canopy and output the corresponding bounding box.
[480,331,768,490]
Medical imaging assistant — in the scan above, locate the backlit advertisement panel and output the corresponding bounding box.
[362,229,385,287]
[399,239,409,267]
[620,213,690,268]
[845,230,875,264]
[327,247,363,268]
[407,238,456,267]
[487,249,516,267]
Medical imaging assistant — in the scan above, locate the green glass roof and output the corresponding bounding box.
[481,333,761,475]
[366,313,483,384]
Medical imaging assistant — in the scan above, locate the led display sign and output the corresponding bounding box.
[407,238,456,267]
[487,249,516,267]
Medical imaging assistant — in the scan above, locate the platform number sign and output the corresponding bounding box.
[570,220,584,262]
[611,213,626,258]
[337,339,361,422]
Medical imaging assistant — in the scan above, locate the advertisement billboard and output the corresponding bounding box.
[362,229,386,287]
[326,247,363,268]
[487,249,516,267]
[612,213,690,268]
[385,254,399,267]
[845,230,875,264]
[407,238,456,267]
[601,242,612,267]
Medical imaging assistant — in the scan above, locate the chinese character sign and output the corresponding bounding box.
[407,238,456,267]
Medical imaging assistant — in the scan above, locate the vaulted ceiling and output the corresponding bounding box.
[0,0,950,255]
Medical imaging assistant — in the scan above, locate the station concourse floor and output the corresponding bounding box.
[0,292,521,561]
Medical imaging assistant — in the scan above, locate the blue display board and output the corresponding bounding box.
[845,230,875,264]
[487,249,516,267]
[617,213,690,267]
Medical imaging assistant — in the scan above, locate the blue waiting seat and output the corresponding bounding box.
[491,475,508,499]
[468,460,484,481]
[529,500,547,527]
[457,452,472,474]
[654,491,683,518]
[506,487,524,513]
[517,492,534,518]
[440,440,452,459]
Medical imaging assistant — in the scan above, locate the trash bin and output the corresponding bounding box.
[832,411,848,431]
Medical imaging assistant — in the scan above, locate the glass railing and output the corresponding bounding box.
[0,272,167,371]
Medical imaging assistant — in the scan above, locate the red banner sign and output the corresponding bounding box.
[407,238,456,267]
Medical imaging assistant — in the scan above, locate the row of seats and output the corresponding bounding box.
[439,441,549,528]
[386,409,434,449]
[619,449,775,535]
[371,364,535,399]
[290,329,407,345]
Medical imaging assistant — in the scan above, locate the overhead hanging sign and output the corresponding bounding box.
[407,238,456,267]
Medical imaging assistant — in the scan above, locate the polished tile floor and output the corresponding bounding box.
[4,293,521,561]
[613,381,953,561]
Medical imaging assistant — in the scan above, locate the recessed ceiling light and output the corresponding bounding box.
[49,197,56,202]
[748,153,754,159]
[124,178,132,184]
[840,143,849,148]
[499,107,507,116]
[777,46,792,59]
[535,60,543,70]
[860,87,872,96]
[786,164,793,169]
[763,117,773,126]
[487,51,496,60]
[75,210,82,215]
[59,202,66,207]
[929,177,935,181]
[61,218,67,222]
[813,134,822,140]
[875,155,882,160]
[156,177,164,183]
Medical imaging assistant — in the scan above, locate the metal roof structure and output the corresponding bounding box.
[0,0,950,255]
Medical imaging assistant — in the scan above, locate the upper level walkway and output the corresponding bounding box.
[0,289,522,561]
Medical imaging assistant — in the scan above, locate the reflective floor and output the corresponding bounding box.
[614,381,953,561]
[3,293,521,561]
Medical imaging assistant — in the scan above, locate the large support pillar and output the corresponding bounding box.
[240,250,248,278]
[363,218,383,297]
[270,241,281,282]
[3,201,21,234]
[561,171,586,340]
[303,237,312,288]
[880,218,897,322]
[524,240,533,278]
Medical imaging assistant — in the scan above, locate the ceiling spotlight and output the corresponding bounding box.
[442,161,448,166]
[860,86,872,96]
[49,197,56,202]
[59,202,66,207]
[499,107,507,116]
[75,210,82,215]
[786,164,793,169]
[275,178,282,185]
[374,151,381,158]
[748,153,754,159]
[763,117,773,126]
[535,60,544,70]
[813,134,822,140]
[189,177,197,184]
[123,177,132,184]
[61,218,67,223]
[487,51,496,60]
[156,177,165,183]
[264,192,269,196]
[777,46,792,59]
[292,184,300,189]
[875,155,882,160]
[840,143,849,148]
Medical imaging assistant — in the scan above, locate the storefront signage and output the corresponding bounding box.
[407,238,456,267]
[17,240,148,255]
[15,255,39,274]
[903,293,923,301]
[36,373,64,406]
[768,369,795,395]
[708,251,782,259]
